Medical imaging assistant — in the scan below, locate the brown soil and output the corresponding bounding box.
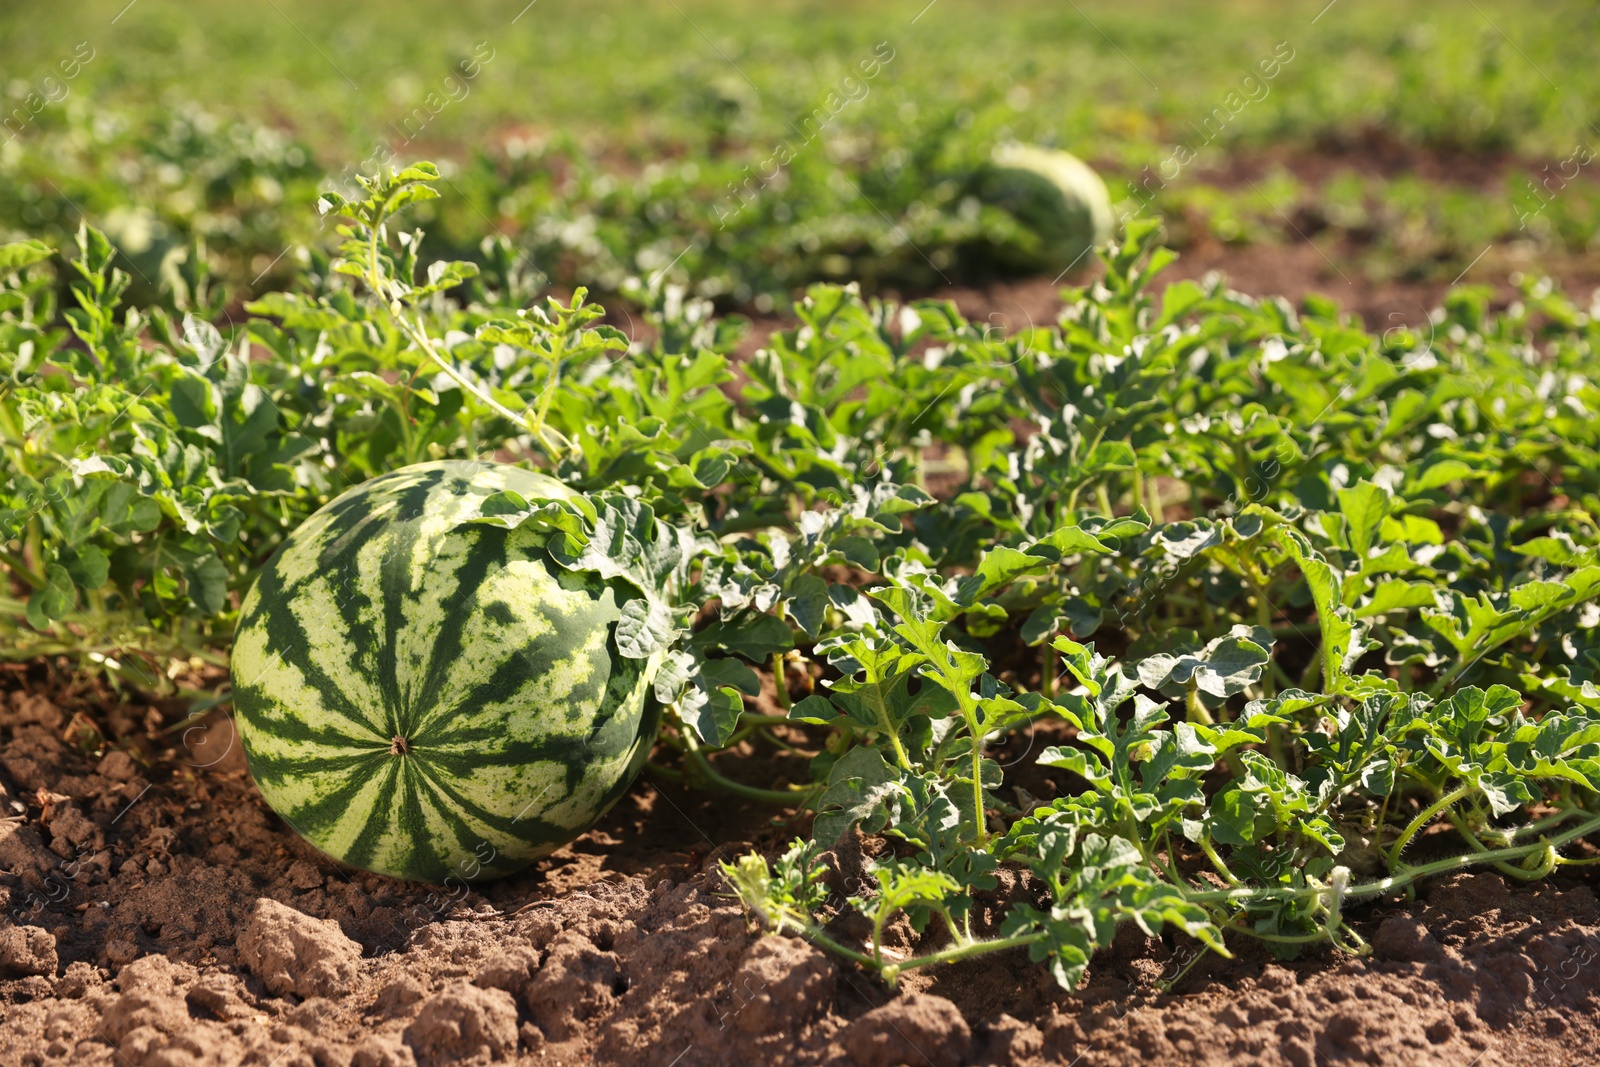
[1169,130,1532,193]
[5,661,1600,1067]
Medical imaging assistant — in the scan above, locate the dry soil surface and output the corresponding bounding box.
[5,664,1600,1067]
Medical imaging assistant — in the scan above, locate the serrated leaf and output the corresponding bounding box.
[681,676,745,748]
[653,650,695,705]
[699,657,761,696]
[170,373,218,429]
[1336,481,1389,559]
[25,564,76,629]
[615,595,675,660]
[788,694,841,725]
[834,535,879,571]
[784,574,829,638]
[812,746,904,848]
[61,545,110,591]
[0,239,53,277]
[185,554,229,615]
[1356,578,1436,618]
[695,613,794,661]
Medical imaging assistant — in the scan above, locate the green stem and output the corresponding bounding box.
[1297,640,1323,690]
[1512,807,1587,840]
[971,740,987,844]
[0,612,230,670]
[391,394,416,464]
[795,810,1600,983]
[1152,831,1187,888]
[1266,723,1287,769]
[757,727,809,756]
[398,360,429,459]
[1270,622,1323,638]
[400,310,552,450]
[358,197,555,454]
[1267,659,1300,692]
[771,652,792,712]
[1238,927,1344,945]
[530,319,567,442]
[1199,837,1241,886]
[870,907,888,969]
[1387,783,1472,870]
[793,928,882,971]
[884,932,1044,975]
[939,675,996,845]
[1446,811,1557,881]
[1428,658,1477,699]
[0,549,45,589]
[643,760,685,782]
[1156,941,1210,993]
[26,518,45,587]
[681,731,817,805]
[1191,809,1600,910]
[1041,638,1057,700]
[188,647,232,668]
[158,694,235,735]
[865,677,913,772]
[367,189,389,294]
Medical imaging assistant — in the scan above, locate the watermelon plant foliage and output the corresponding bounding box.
[4,163,1600,988]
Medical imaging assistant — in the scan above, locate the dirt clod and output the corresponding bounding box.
[727,934,835,1034]
[185,972,255,1021]
[96,750,137,782]
[0,923,57,977]
[286,859,325,891]
[373,973,430,1015]
[237,896,362,998]
[844,992,972,1067]
[977,1012,1044,1064]
[402,980,520,1065]
[1373,915,1447,963]
[473,943,540,994]
[523,931,622,1041]
[353,1035,420,1067]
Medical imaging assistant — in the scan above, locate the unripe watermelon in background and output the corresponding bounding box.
[230,460,663,883]
[977,143,1115,275]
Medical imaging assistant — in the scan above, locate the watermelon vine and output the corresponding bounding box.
[4,163,1600,993]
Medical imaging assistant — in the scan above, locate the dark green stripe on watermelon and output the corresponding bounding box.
[340,759,404,873]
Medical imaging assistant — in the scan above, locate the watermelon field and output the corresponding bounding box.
[4,1,1600,1064]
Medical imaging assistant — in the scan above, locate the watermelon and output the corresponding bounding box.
[978,143,1115,274]
[230,460,665,883]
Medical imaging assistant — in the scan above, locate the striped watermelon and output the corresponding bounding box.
[978,143,1114,274]
[231,460,664,883]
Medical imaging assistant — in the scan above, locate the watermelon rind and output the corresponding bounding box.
[231,459,665,883]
